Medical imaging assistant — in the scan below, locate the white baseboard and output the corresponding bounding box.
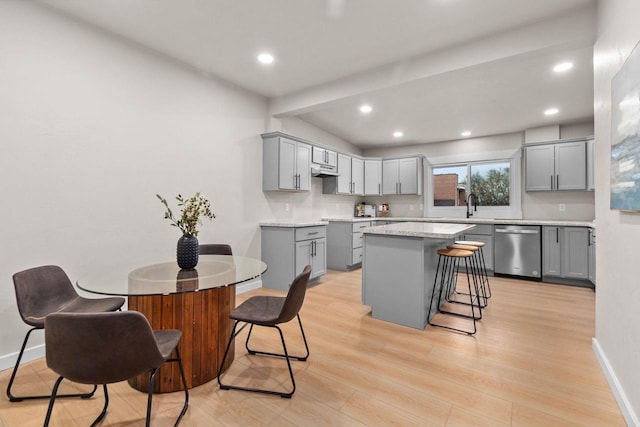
[236,279,262,295]
[0,282,263,373]
[0,343,45,373]
[593,338,640,427]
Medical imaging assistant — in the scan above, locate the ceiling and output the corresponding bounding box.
[40,0,597,148]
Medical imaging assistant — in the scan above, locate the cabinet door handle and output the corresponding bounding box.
[307,231,319,235]
[312,240,316,256]
[556,174,559,190]
[556,228,559,243]
[378,183,381,194]
[550,175,553,190]
[399,182,402,194]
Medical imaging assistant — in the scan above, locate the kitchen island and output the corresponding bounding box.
[362,222,474,329]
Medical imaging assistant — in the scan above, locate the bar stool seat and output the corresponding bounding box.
[455,240,484,247]
[427,248,480,335]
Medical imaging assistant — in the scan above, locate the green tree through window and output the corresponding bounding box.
[470,163,510,206]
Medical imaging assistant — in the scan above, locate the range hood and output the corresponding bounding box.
[311,165,339,177]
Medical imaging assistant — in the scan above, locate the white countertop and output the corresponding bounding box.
[322,216,594,228]
[362,222,475,238]
[260,221,328,228]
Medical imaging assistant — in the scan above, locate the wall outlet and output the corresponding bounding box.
[559,203,566,212]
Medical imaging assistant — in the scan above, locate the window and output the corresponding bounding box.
[426,148,521,219]
[433,161,510,207]
[470,162,510,206]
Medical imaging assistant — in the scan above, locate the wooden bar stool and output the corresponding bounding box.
[455,240,491,299]
[427,248,480,335]
[446,243,487,309]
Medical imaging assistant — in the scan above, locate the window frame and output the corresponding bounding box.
[424,149,522,219]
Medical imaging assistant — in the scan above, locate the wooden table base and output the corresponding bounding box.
[127,285,235,393]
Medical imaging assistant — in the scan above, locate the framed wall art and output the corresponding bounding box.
[611,39,640,211]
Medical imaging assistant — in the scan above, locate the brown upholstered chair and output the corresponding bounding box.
[199,243,233,255]
[43,311,189,427]
[7,265,125,402]
[217,265,312,398]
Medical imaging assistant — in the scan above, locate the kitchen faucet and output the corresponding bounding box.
[466,193,477,218]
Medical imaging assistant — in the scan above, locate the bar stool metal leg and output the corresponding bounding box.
[428,248,478,335]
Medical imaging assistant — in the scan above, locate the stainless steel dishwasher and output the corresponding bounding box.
[494,225,541,279]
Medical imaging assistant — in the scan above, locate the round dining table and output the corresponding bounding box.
[77,255,267,393]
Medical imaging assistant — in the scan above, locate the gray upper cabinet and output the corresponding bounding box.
[382,157,422,195]
[352,157,364,195]
[337,153,352,194]
[323,154,364,195]
[586,138,595,191]
[364,159,382,195]
[262,133,311,192]
[312,146,337,168]
[525,140,586,191]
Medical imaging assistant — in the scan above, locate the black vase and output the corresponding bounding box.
[177,234,199,269]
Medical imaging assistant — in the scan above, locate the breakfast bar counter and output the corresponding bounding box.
[361,222,474,329]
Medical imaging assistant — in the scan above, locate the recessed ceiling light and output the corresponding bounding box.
[257,53,274,64]
[553,62,573,73]
[393,131,404,138]
[461,131,471,137]
[359,104,372,114]
[544,108,559,116]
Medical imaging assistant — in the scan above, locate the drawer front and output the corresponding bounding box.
[352,221,371,233]
[352,247,363,265]
[352,232,364,248]
[470,224,493,235]
[295,226,327,241]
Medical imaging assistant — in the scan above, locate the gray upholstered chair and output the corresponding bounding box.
[7,265,125,402]
[217,265,312,398]
[43,311,189,427]
[199,243,233,255]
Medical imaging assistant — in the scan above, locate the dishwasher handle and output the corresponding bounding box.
[495,228,540,235]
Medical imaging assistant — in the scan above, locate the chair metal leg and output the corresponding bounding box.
[167,347,189,426]
[218,320,304,398]
[90,384,109,427]
[7,327,96,402]
[43,376,63,426]
[146,368,158,427]
[245,315,310,361]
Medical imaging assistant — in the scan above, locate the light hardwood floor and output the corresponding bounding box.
[0,269,625,426]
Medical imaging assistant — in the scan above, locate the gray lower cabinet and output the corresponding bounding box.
[458,224,494,272]
[327,221,370,270]
[588,229,596,284]
[542,226,590,284]
[261,225,326,291]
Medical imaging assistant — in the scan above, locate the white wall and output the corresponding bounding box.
[0,2,347,368]
[593,0,640,424]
